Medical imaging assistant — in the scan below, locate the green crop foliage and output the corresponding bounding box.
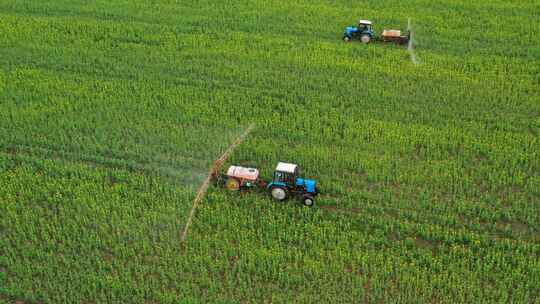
[1,0,539,303]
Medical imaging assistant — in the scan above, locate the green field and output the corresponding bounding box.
[1,0,539,303]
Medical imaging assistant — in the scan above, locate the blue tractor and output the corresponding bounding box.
[266,162,319,207]
[343,19,374,43]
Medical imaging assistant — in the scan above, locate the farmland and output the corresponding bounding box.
[1,0,539,303]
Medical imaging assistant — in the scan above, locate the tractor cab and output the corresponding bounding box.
[343,19,374,43]
[272,162,298,186]
[267,162,318,206]
[358,20,372,32]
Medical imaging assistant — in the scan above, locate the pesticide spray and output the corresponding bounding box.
[2,123,253,246]
[1,123,245,187]
[407,17,420,65]
[180,124,255,243]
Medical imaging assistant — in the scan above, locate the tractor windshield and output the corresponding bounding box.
[273,171,295,185]
[273,171,285,182]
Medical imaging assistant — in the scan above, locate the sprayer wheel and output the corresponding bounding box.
[225,178,240,191]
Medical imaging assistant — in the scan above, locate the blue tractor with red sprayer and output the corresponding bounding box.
[217,162,319,207]
[343,19,410,45]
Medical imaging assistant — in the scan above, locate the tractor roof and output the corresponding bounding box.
[276,162,297,174]
[359,20,372,25]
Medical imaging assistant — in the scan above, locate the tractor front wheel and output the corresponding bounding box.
[360,34,371,44]
[225,178,240,191]
[343,36,351,42]
[270,187,288,201]
[302,194,315,207]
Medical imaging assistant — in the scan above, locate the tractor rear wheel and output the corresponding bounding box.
[269,187,288,201]
[225,178,240,191]
[302,194,314,207]
[360,34,371,44]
